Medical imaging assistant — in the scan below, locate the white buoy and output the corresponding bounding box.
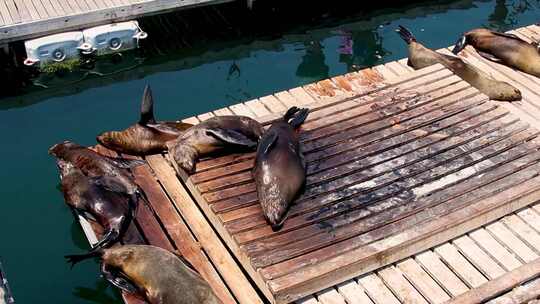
[23,31,84,67]
[81,21,148,56]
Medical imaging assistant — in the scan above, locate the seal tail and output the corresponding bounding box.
[289,108,309,129]
[396,25,417,44]
[65,250,103,269]
[139,84,156,125]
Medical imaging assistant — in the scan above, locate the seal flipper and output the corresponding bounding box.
[205,128,257,148]
[107,157,146,169]
[452,35,467,54]
[289,108,309,129]
[139,85,156,125]
[259,130,278,155]
[101,264,139,294]
[477,51,502,63]
[396,25,417,45]
[73,207,97,222]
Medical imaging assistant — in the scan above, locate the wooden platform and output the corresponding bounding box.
[0,0,233,43]
[78,24,540,304]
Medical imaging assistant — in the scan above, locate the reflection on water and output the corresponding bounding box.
[0,1,539,304]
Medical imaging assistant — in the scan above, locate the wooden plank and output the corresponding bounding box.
[275,90,302,108]
[259,95,288,113]
[357,273,401,304]
[468,228,523,271]
[145,155,264,304]
[446,257,540,304]
[516,208,540,232]
[0,0,237,43]
[415,251,469,297]
[501,214,540,253]
[485,221,538,263]
[229,103,256,118]
[335,280,375,304]
[377,266,428,304]
[4,0,21,23]
[316,288,347,304]
[245,99,271,117]
[0,0,13,24]
[385,61,411,76]
[433,243,488,288]
[129,162,237,304]
[213,107,235,116]
[14,0,32,22]
[54,0,73,15]
[397,258,450,303]
[487,277,540,304]
[452,236,506,280]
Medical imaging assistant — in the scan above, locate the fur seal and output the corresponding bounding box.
[168,115,264,173]
[48,141,144,200]
[97,85,193,155]
[452,28,540,78]
[397,26,521,101]
[66,245,222,304]
[56,159,136,258]
[253,107,308,231]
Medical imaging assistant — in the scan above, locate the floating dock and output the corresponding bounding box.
[82,23,540,304]
[0,0,234,43]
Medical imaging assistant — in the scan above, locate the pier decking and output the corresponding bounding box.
[0,0,233,43]
[81,24,540,304]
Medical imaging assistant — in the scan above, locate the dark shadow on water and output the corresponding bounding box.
[73,279,123,304]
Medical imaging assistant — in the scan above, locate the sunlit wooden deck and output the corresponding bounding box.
[0,0,233,43]
[81,23,540,304]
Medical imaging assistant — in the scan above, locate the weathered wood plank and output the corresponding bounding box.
[145,155,264,304]
[357,273,401,304]
[397,259,450,304]
[485,221,538,263]
[415,251,469,297]
[335,280,374,304]
[377,266,428,304]
[433,243,488,288]
[452,236,506,280]
[446,257,540,304]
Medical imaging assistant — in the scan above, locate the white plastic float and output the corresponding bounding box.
[23,31,84,67]
[79,21,148,56]
[23,21,148,67]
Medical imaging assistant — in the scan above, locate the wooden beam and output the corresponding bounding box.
[445,258,540,304]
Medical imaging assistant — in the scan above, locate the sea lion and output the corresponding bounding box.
[66,245,222,304]
[56,159,136,258]
[48,141,144,200]
[97,85,193,155]
[396,25,521,101]
[452,28,540,78]
[253,107,309,231]
[168,115,264,173]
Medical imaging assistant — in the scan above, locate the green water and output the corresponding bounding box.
[0,1,539,303]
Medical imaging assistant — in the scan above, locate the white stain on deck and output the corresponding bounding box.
[413,167,477,197]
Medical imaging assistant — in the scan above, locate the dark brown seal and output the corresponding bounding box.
[48,141,144,200]
[66,245,222,304]
[97,85,193,155]
[253,107,308,231]
[397,25,521,101]
[452,28,540,78]
[56,159,136,258]
[168,115,264,173]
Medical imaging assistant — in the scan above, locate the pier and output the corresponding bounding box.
[82,23,540,304]
[0,0,234,43]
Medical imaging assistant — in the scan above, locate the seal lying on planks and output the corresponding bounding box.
[66,245,222,304]
[396,25,522,101]
[56,159,137,259]
[253,107,309,231]
[48,141,144,202]
[452,28,540,78]
[97,85,193,155]
[168,115,264,173]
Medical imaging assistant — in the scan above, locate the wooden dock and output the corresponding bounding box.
[0,0,233,43]
[80,24,540,304]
